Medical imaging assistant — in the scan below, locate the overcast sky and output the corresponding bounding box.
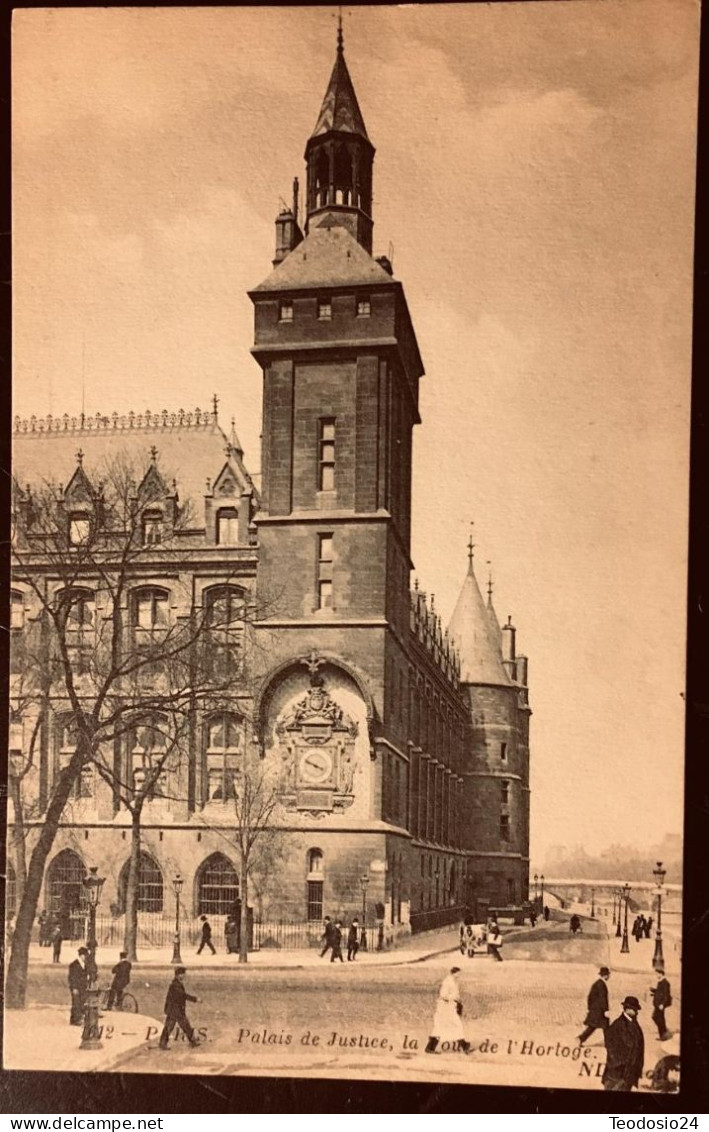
[12,2,697,863]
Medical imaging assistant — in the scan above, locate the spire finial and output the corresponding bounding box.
[76,448,84,467]
[150,445,158,465]
[467,521,475,569]
[486,560,493,601]
[337,7,344,53]
[212,393,219,420]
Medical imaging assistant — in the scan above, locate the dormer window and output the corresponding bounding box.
[317,299,332,321]
[142,511,163,547]
[356,296,371,318]
[217,508,239,547]
[279,301,294,323]
[69,514,91,546]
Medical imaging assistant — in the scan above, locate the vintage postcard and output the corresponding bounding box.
[5,1,696,1097]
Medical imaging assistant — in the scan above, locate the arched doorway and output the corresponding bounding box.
[117,852,164,913]
[46,849,86,939]
[196,853,239,916]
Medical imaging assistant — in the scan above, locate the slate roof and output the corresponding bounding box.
[12,408,258,514]
[251,224,395,294]
[448,560,511,686]
[310,40,370,141]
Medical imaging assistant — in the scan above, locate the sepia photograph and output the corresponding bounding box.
[5,0,697,1099]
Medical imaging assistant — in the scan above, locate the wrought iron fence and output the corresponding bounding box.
[409,904,465,935]
[87,914,388,952]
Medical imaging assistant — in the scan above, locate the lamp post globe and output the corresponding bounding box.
[620,882,631,954]
[80,866,106,1051]
[360,873,369,951]
[171,873,184,966]
[652,860,666,971]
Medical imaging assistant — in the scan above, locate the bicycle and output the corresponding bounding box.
[99,987,138,1013]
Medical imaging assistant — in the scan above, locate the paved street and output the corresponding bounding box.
[7,920,680,1091]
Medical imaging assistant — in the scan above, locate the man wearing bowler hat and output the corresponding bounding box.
[578,966,611,1045]
[158,967,201,1050]
[602,995,645,1091]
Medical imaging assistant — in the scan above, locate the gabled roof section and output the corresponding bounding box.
[251,224,394,294]
[311,36,369,141]
[449,560,511,686]
[137,457,172,504]
[64,459,95,507]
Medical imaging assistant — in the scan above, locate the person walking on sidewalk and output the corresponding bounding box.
[602,996,645,1092]
[426,967,470,1054]
[320,916,335,959]
[159,967,201,1050]
[196,914,216,956]
[330,920,344,963]
[577,966,611,1044]
[67,947,90,1026]
[106,950,132,1010]
[51,923,63,964]
[650,967,672,1040]
[347,918,360,961]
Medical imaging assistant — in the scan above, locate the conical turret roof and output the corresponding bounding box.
[449,559,511,686]
[310,31,369,141]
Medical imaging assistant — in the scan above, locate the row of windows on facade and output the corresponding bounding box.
[10,584,245,640]
[278,297,371,324]
[64,506,241,549]
[9,711,245,805]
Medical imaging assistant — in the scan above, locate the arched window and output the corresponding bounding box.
[46,849,86,920]
[197,853,239,916]
[58,588,95,673]
[118,852,164,913]
[306,849,324,921]
[204,586,245,679]
[131,714,169,799]
[56,715,93,798]
[204,711,242,802]
[132,587,170,643]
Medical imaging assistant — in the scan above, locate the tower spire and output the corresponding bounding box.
[337,7,344,54]
[486,560,493,603]
[467,522,475,572]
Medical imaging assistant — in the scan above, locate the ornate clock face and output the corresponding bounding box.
[299,747,333,785]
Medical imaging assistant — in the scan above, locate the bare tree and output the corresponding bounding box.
[229,764,283,963]
[6,454,254,1007]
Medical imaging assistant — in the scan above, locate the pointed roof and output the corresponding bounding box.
[310,29,369,141]
[448,559,511,686]
[251,224,394,293]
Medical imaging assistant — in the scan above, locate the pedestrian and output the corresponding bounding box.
[425,966,470,1054]
[570,914,581,934]
[650,967,672,1041]
[632,916,643,943]
[67,946,90,1026]
[106,950,132,1011]
[51,922,63,964]
[38,909,48,947]
[196,914,216,956]
[347,918,359,961]
[330,920,344,963]
[602,995,645,1092]
[577,966,611,1045]
[464,922,476,959]
[158,966,201,1050]
[320,915,334,959]
[529,907,537,928]
[645,916,653,939]
[543,905,550,921]
[225,914,238,955]
[487,923,503,962]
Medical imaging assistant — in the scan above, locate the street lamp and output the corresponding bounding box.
[590,887,596,920]
[652,860,666,971]
[171,873,183,966]
[360,873,369,952]
[620,882,631,954]
[533,873,538,902]
[80,866,105,1051]
[540,874,545,908]
[611,890,617,926]
[615,889,623,938]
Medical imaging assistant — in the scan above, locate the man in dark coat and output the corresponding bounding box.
[602,995,645,1091]
[320,916,334,959]
[330,920,344,963]
[347,919,360,961]
[196,914,216,956]
[51,923,63,964]
[67,947,90,1025]
[650,967,672,1040]
[578,966,611,1044]
[158,967,200,1049]
[106,950,132,1010]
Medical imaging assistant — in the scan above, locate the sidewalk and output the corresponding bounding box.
[3,1005,162,1072]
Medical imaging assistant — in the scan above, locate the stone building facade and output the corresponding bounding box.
[8,31,531,942]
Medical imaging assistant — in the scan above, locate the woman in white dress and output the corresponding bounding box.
[425,967,470,1053]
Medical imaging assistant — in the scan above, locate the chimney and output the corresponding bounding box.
[272,182,304,266]
[502,615,517,681]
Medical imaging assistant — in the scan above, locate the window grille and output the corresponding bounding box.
[46,849,87,917]
[307,881,324,921]
[205,586,245,678]
[119,852,164,913]
[198,854,239,916]
[205,711,242,802]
